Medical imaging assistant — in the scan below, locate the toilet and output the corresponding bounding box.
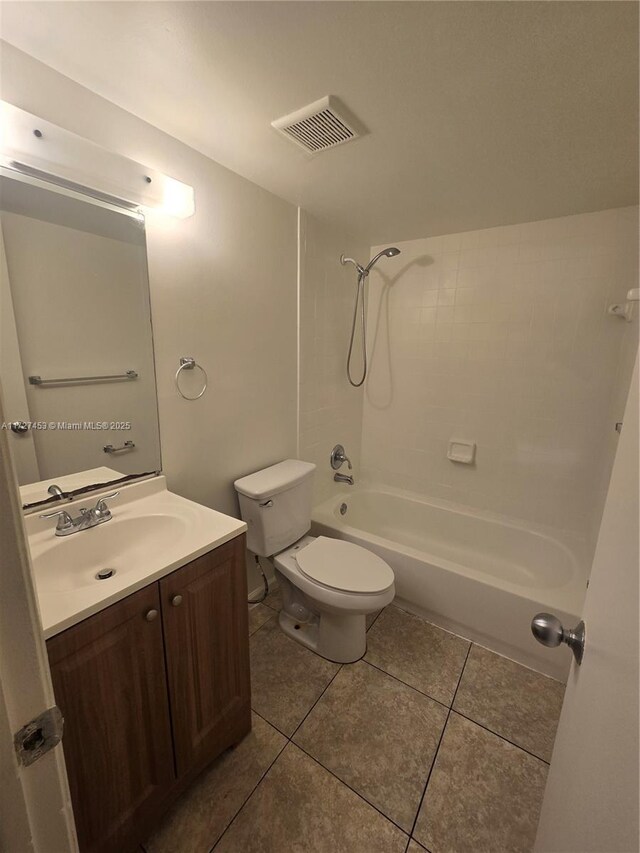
[234,460,395,663]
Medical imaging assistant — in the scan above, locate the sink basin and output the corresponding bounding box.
[34,515,189,592]
[25,475,247,638]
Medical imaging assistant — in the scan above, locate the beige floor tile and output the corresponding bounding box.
[248,602,273,636]
[250,618,339,735]
[366,608,383,630]
[364,606,470,706]
[145,714,285,853]
[453,645,565,761]
[407,841,428,852]
[414,713,548,853]
[294,661,447,832]
[214,744,408,853]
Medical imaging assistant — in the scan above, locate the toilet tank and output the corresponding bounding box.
[234,460,316,557]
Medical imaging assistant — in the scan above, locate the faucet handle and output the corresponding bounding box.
[330,444,352,471]
[94,491,119,516]
[40,509,74,531]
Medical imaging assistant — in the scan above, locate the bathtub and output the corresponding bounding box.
[312,487,589,680]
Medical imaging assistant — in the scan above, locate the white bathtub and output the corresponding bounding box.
[312,487,589,680]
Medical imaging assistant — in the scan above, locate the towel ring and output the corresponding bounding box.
[175,357,207,400]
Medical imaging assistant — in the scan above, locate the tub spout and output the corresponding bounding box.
[334,472,354,486]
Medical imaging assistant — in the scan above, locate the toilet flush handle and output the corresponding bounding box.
[259,499,273,508]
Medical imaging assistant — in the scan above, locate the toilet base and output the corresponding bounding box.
[278,608,366,664]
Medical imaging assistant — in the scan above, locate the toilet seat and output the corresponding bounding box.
[295,536,394,594]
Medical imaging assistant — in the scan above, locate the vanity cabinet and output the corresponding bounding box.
[47,583,174,853]
[160,538,251,777]
[47,533,250,853]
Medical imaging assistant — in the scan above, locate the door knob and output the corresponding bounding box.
[145,609,158,622]
[531,613,585,665]
[171,595,183,607]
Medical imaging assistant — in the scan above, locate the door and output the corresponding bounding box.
[160,534,251,778]
[47,583,175,853]
[534,353,639,853]
[0,391,77,853]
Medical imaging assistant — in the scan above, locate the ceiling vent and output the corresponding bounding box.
[271,96,362,154]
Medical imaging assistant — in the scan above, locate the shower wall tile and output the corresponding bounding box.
[298,212,369,503]
[362,207,639,545]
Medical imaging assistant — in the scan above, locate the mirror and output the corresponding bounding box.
[0,170,161,507]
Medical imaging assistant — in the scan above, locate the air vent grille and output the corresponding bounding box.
[282,109,354,152]
[272,96,361,154]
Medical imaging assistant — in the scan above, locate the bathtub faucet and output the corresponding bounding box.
[331,444,354,485]
[330,444,352,471]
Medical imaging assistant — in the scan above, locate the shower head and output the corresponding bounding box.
[340,247,401,278]
[364,247,401,273]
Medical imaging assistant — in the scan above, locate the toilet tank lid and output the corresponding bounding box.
[234,460,316,500]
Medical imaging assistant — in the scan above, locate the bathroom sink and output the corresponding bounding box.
[33,514,189,593]
[25,475,247,638]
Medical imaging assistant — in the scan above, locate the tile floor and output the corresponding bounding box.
[145,592,564,853]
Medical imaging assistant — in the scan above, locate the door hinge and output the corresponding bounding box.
[13,706,64,767]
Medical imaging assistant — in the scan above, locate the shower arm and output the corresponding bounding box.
[340,254,367,277]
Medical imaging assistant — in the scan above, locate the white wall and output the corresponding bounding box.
[1,44,298,527]
[592,275,640,536]
[298,211,368,503]
[362,207,639,544]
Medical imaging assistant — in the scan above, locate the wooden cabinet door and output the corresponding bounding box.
[160,534,251,777]
[47,584,175,853]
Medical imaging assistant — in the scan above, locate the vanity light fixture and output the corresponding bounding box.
[0,101,195,218]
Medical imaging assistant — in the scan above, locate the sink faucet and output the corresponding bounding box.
[40,491,120,537]
[47,484,68,500]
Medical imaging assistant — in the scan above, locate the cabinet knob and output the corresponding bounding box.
[171,594,183,607]
[145,609,158,622]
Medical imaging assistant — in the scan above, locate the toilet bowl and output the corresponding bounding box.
[234,460,395,663]
[274,534,394,662]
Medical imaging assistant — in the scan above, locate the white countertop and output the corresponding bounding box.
[25,475,247,639]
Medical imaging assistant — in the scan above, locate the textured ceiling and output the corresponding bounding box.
[1,1,638,242]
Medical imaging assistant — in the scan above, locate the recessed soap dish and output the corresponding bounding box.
[447,440,476,464]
